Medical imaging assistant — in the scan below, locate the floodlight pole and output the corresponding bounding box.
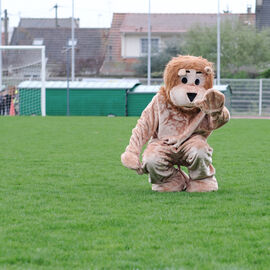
[66,48,70,116]
[147,0,151,86]
[217,0,221,85]
[0,0,2,91]
[71,0,75,81]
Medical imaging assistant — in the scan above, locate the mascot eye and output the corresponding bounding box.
[195,79,200,85]
[181,77,188,84]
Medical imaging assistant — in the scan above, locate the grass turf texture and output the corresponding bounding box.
[0,117,269,270]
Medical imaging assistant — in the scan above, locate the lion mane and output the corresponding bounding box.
[159,55,215,103]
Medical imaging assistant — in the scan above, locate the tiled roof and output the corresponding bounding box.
[19,18,80,28]
[105,13,126,62]
[10,27,109,75]
[119,13,255,33]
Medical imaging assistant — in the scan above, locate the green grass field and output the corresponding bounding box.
[0,116,269,270]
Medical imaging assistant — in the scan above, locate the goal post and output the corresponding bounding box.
[0,45,46,116]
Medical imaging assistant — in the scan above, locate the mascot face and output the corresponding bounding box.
[162,55,214,110]
[170,68,207,108]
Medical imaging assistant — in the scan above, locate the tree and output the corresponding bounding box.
[182,21,270,78]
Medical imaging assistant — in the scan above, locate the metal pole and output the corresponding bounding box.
[147,0,151,86]
[66,49,70,116]
[4,9,8,45]
[125,90,128,116]
[0,0,2,91]
[71,0,75,81]
[217,0,221,85]
[259,79,262,116]
[41,46,46,116]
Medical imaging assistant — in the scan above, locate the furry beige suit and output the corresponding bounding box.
[121,55,230,192]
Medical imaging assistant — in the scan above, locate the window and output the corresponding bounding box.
[32,38,43,46]
[141,38,159,54]
[68,38,77,47]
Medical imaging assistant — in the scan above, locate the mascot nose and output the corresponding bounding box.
[187,93,197,102]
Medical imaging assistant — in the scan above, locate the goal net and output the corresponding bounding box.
[0,46,46,116]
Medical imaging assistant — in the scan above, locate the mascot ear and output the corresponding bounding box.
[204,66,213,75]
[178,69,186,76]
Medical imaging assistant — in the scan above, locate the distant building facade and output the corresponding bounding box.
[100,13,255,76]
[256,0,270,29]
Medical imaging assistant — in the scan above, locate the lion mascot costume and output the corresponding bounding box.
[121,55,230,192]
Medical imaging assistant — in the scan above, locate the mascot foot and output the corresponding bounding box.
[186,176,218,192]
[152,171,188,192]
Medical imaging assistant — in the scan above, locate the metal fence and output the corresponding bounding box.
[139,78,270,116]
[221,79,270,116]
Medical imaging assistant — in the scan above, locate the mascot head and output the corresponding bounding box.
[160,55,214,109]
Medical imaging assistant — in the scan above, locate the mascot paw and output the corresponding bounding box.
[121,151,143,175]
[195,89,224,114]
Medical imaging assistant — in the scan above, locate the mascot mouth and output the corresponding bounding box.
[187,92,197,102]
[182,105,196,110]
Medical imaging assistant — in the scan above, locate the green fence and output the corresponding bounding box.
[18,81,231,117]
[18,80,139,116]
[46,89,126,116]
[127,93,155,116]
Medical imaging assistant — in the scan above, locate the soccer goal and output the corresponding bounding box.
[0,45,46,116]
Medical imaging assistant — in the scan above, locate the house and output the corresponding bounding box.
[256,0,270,29]
[100,12,255,76]
[10,18,109,77]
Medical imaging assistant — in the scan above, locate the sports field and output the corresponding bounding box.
[0,116,269,269]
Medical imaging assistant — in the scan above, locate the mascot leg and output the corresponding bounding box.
[142,140,189,192]
[178,135,218,192]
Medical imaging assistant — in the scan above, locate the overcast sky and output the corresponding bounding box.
[3,0,256,28]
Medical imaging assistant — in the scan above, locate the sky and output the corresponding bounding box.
[2,0,256,29]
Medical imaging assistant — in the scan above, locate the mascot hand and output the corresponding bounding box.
[194,89,224,114]
[121,151,144,175]
[163,136,183,149]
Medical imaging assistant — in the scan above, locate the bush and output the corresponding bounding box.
[260,68,270,78]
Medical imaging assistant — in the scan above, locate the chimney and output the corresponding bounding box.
[247,5,252,14]
[53,4,59,27]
